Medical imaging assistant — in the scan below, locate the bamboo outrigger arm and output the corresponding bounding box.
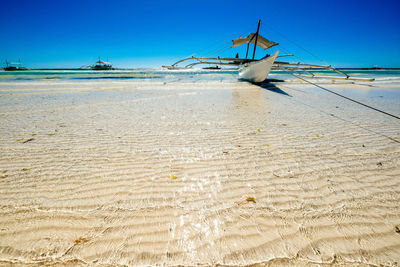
[274,61,350,77]
[169,56,246,68]
[164,56,374,82]
[295,74,375,82]
[166,55,294,69]
[185,61,242,68]
[274,62,375,82]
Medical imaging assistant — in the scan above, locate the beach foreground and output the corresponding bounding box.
[0,77,399,266]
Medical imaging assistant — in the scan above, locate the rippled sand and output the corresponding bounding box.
[0,78,399,266]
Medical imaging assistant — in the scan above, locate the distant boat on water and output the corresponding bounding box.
[369,65,384,70]
[202,66,221,70]
[89,57,114,70]
[2,60,28,71]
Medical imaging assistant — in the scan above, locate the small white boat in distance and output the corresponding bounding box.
[239,50,279,83]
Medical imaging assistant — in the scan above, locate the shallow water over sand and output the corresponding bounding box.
[0,74,399,266]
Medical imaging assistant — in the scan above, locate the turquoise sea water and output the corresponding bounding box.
[0,69,236,81]
[1,69,399,83]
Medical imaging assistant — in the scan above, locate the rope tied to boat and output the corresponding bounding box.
[292,74,400,120]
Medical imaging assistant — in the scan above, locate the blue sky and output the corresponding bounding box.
[1,0,399,68]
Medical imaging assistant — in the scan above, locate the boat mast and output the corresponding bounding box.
[245,35,256,59]
[245,43,250,59]
[252,20,261,60]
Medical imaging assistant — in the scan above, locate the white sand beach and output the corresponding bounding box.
[0,77,399,266]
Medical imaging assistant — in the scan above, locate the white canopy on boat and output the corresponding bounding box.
[232,33,278,50]
[96,60,111,65]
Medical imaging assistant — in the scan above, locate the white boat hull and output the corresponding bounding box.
[239,50,279,83]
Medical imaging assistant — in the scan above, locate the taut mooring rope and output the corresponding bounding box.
[292,75,400,120]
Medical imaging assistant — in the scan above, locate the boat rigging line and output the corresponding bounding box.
[262,22,394,119]
[261,21,329,66]
[291,74,400,120]
[187,23,257,59]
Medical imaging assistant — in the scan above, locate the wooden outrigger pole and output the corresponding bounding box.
[274,61,375,81]
[164,55,293,69]
[165,56,246,69]
[163,57,374,82]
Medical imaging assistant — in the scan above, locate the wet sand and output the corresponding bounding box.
[0,78,399,266]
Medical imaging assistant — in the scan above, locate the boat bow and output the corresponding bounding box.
[239,50,279,83]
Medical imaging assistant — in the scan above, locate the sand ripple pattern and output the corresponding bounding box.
[0,79,399,266]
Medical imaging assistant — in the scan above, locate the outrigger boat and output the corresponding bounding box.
[90,57,114,70]
[163,20,374,83]
[3,60,28,71]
